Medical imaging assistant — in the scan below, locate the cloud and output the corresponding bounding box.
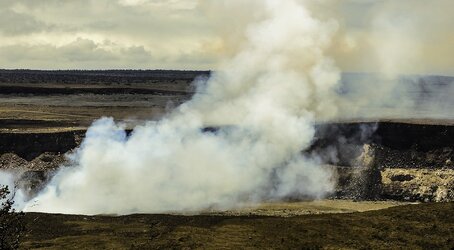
[118,0,149,6]
[0,38,153,69]
[0,0,452,74]
[0,0,213,69]
[118,0,197,9]
[0,8,51,35]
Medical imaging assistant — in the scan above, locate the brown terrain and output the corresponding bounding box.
[0,70,453,249]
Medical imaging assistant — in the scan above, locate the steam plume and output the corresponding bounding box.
[23,0,341,215]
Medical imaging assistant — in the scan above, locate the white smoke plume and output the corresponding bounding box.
[24,0,342,215]
[333,0,454,122]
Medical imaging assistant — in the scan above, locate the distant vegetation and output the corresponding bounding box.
[0,69,210,85]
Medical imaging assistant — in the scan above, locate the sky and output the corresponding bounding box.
[0,0,453,75]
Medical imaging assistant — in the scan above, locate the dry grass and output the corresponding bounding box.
[20,202,454,249]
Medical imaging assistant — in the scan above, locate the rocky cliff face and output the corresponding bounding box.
[0,131,84,161]
[331,143,454,202]
[1,122,453,202]
[311,122,454,202]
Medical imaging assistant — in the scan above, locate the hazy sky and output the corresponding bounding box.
[1,0,453,75]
